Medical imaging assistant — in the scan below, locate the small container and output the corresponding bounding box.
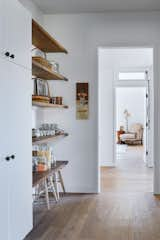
[32,129,40,138]
[37,163,47,172]
[50,130,55,136]
[50,97,56,104]
[55,97,63,105]
[59,97,63,105]
[39,128,44,137]
[55,97,59,104]
[51,153,56,167]
[52,62,59,73]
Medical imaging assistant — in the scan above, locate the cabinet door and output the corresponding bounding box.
[7,62,33,240]
[0,0,7,59]
[0,58,10,240]
[0,58,33,240]
[6,0,31,69]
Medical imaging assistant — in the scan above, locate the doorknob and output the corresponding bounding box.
[10,54,15,59]
[5,51,10,57]
[5,156,10,161]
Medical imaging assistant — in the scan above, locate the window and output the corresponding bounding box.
[118,72,146,81]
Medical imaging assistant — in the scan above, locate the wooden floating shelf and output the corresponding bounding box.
[32,19,68,54]
[32,59,68,81]
[32,133,69,145]
[32,101,68,109]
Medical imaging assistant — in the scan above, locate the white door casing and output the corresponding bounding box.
[113,67,153,167]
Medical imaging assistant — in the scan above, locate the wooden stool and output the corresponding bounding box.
[34,176,58,210]
[32,161,68,208]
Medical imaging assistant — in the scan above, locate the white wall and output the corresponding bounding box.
[18,0,43,131]
[18,0,43,23]
[116,88,146,131]
[18,0,44,130]
[40,12,160,193]
[99,48,152,167]
[99,48,153,70]
[99,68,114,167]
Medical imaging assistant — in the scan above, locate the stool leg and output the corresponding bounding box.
[49,176,58,202]
[53,172,60,200]
[58,170,66,194]
[44,177,50,210]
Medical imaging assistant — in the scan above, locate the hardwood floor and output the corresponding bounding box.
[101,146,153,193]
[25,147,160,240]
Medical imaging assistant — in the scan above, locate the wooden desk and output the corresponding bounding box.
[33,161,68,187]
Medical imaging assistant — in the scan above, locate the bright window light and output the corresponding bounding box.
[119,72,146,80]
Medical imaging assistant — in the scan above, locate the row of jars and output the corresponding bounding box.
[32,144,56,172]
[32,123,64,138]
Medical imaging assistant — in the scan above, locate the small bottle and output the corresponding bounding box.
[51,150,56,167]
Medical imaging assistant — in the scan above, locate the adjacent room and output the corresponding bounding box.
[2,0,160,240]
[116,87,146,163]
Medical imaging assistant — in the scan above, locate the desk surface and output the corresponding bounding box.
[33,161,68,187]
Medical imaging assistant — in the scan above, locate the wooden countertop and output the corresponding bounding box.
[32,161,68,187]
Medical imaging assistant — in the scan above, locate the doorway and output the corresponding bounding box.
[98,47,154,193]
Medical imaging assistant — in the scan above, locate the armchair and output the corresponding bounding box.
[120,123,143,145]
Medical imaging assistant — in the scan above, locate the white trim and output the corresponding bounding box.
[118,72,146,81]
[153,46,159,194]
[101,163,115,167]
[98,46,155,194]
[97,48,101,193]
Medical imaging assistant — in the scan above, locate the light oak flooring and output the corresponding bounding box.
[101,146,153,193]
[25,146,160,240]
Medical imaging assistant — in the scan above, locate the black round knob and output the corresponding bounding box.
[11,155,15,159]
[5,156,10,161]
[5,52,10,57]
[10,54,15,59]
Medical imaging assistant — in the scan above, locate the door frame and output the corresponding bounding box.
[97,46,155,194]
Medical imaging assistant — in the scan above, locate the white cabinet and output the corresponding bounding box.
[0,58,33,240]
[0,58,10,240]
[8,62,32,240]
[0,0,31,69]
[0,0,33,239]
[0,0,7,58]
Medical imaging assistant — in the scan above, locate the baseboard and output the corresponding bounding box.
[65,192,97,195]
[65,185,98,194]
[100,163,115,167]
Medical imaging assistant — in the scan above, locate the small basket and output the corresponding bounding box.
[32,95,50,103]
[32,56,52,71]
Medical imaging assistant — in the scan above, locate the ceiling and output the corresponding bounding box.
[32,0,160,14]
